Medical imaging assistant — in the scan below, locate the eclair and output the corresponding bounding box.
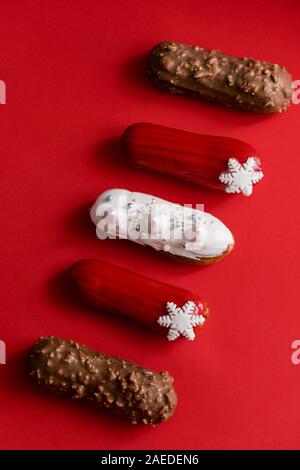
[149,41,292,113]
[123,122,264,196]
[90,189,234,264]
[27,336,177,425]
[69,259,209,340]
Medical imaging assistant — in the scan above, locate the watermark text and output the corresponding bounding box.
[0,340,6,364]
[0,80,6,104]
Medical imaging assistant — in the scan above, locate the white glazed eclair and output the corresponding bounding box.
[90,189,234,264]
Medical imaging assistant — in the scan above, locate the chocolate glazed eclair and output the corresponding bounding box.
[27,336,177,425]
[149,41,292,113]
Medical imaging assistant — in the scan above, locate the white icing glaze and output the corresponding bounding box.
[157,301,205,341]
[90,189,234,261]
[219,157,264,196]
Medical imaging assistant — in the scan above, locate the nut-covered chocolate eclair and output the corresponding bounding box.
[27,336,177,425]
[149,41,292,113]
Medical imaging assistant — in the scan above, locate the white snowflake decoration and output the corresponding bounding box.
[157,301,206,341]
[219,157,264,196]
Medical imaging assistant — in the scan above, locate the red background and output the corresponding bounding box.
[0,0,299,450]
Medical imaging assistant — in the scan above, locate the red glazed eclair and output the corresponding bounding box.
[69,259,209,341]
[123,122,263,196]
[28,336,177,425]
[149,41,292,113]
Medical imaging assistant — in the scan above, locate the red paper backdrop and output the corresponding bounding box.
[0,0,300,450]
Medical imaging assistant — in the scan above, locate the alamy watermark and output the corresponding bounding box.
[0,340,6,364]
[0,80,298,106]
[95,196,205,249]
[291,340,300,365]
[292,80,300,105]
[0,80,6,104]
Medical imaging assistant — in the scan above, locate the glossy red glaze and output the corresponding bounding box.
[69,259,208,334]
[123,122,259,191]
